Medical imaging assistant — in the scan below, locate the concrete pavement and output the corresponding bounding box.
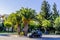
[0,35,40,40]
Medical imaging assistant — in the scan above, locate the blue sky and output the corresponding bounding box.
[0,0,60,15]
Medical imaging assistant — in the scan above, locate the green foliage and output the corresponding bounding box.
[54,17,60,31]
[40,0,50,20]
[42,20,51,28]
[29,21,40,29]
[16,11,22,23]
[2,0,60,34]
[4,21,12,28]
[52,3,59,20]
[20,7,36,20]
[7,13,16,25]
[36,14,45,25]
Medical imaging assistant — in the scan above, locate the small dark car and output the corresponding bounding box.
[27,29,42,38]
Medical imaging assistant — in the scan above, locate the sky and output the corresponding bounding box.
[0,0,60,15]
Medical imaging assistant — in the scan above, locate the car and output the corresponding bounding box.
[27,29,42,38]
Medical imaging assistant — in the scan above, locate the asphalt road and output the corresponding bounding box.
[0,33,60,40]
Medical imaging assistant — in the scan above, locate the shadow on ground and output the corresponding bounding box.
[31,37,60,40]
[42,37,60,40]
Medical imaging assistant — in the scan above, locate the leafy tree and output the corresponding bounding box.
[7,13,16,32]
[29,20,40,32]
[20,7,36,36]
[42,19,51,33]
[54,17,60,31]
[5,12,22,35]
[36,14,44,25]
[40,0,50,20]
[4,21,12,32]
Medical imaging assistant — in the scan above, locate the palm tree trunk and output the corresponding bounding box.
[17,24,20,35]
[24,23,28,36]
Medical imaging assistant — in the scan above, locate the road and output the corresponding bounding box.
[0,35,40,40]
[0,33,60,40]
[0,33,40,40]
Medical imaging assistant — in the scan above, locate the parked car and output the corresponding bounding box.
[27,29,42,38]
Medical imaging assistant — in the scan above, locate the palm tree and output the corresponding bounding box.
[20,7,36,36]
[15,11,22,35]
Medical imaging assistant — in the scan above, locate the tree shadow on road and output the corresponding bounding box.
[33,37,60,40]
[28,37,60,40]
